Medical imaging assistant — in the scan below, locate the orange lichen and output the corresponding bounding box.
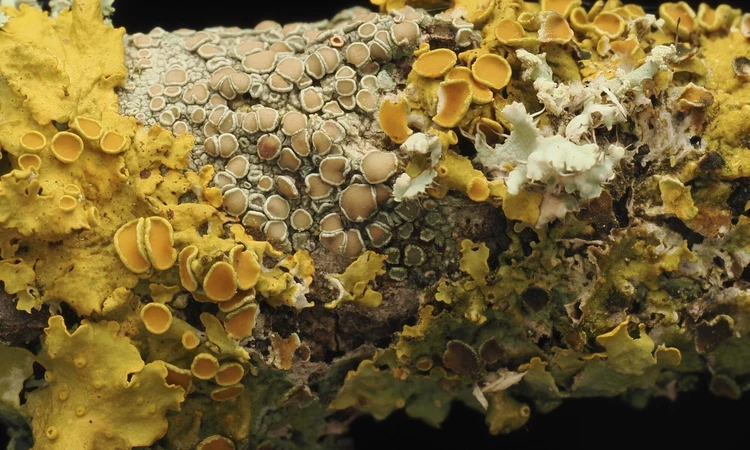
[697,4,738,32]
[203,261,239,302]
[144,217,177,270]
[215,362,245,386]
[230,245,261,291]
[569,6,591,33]
[181,330,201,350]
[178,245,199,292]
[164,363,193,393]
[49,131,84,163]
[413,48,457,78]
[140,302,173,334]
[433,79,473,128]
[378,97,412,144]
[659,1,696,39]
[471,54,511,90]
[58,195,78,212]
[114,218,151,274]
[191,353,220,380]
[72,116,103,140]
[196,435,235,450]
[224,304,259,340]
[20,131,46,153]
[17,153,42,171]
[100,130,127,154]
[494,19,528,46]
[541,0,581,17]
[677,83,714,111]
[539,12,574,44]
[210,384,245,402]
[445,67,493,104]
[269,332,301,370]
[592,12,626,39]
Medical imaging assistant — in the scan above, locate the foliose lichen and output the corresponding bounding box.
[3,0,750,448]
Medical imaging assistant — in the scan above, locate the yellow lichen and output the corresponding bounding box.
[325,251,388,308]
[501,189,543,225]
[595,318,682,375]
[433,79,474,128]
[459,239,490,287]
[0,0,219,316]
[200,313,250,361]
[25,316,184,450]
[434,149,494,203]
[149,283,181,304]
[0,345,34,425]
[413,48,458,78]
[253,250,315,309]
[659,176,699,221]
[378,97,412,144]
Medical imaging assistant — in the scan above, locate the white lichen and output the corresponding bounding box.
[393,168,438,202]
[516,49,580,116]
[476,102,624,203]
[393,132,443,201]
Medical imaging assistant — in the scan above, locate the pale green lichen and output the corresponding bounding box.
[476,101,625,204]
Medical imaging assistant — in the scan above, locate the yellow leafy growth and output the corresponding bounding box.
[326,251,388,308]
[26,316,184,450]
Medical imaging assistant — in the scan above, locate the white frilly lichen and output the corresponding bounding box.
[393,132,443,202]
[476,102,625,201]
[515,49,576,117]
[472,44,679,226]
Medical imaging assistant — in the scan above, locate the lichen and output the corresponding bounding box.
[3,0,750,447]
[25,316,184,449]
[325,251,388,308]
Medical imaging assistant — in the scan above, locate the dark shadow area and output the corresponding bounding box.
[113,0,376,33]
[350,390,750,450]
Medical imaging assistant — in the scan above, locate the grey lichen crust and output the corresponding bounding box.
[118,6,471,282]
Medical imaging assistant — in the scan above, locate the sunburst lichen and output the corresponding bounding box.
[5,0,750,446]
[25,316,185,449]
[326,251,388,308]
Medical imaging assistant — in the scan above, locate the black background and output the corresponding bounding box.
[3,0,750,449]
